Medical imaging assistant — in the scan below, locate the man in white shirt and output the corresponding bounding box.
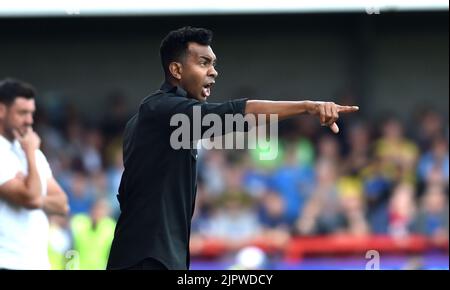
[0,78,69,270]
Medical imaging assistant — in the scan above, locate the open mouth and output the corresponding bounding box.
[201,82,214,98]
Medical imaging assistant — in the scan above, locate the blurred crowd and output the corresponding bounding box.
[33,91,449,269]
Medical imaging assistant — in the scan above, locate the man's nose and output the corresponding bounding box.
[209,66,218,78]
[25,114,33,125]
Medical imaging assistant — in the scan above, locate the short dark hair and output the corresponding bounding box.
[0,78,36,106]
[160,26,213,76]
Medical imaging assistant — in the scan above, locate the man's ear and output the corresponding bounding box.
[0,103,6,120]
[169,62,183,80]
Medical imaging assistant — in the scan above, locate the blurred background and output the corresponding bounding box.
[0,1,448,270]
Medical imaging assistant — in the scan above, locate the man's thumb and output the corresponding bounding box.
[330,122,339,134]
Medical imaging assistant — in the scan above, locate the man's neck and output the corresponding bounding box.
[166,78,180,88]
[0,129,15,143]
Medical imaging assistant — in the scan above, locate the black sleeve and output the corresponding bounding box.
[148,96,250,140]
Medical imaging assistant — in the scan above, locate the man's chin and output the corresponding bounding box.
[200,92,210,101]
[9,127,29,137]
[191,95,207,102]
[17,127,28,135]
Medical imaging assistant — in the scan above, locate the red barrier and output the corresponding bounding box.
[190,234,449,260]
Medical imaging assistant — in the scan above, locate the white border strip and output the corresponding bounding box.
[0,0,448,17]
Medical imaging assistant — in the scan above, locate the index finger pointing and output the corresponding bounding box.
[337,105,359,113]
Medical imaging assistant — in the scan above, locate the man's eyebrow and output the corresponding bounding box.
[199,55,217,64]
[18,109,34,113]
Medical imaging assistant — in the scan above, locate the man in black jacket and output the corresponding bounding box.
[107,26,358,270]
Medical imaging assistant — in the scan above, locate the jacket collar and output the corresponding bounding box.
[160,81,188,98]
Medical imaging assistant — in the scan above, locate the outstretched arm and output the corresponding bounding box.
[245,100,359,133]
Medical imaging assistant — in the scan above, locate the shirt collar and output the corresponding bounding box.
[160,81,188,98]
